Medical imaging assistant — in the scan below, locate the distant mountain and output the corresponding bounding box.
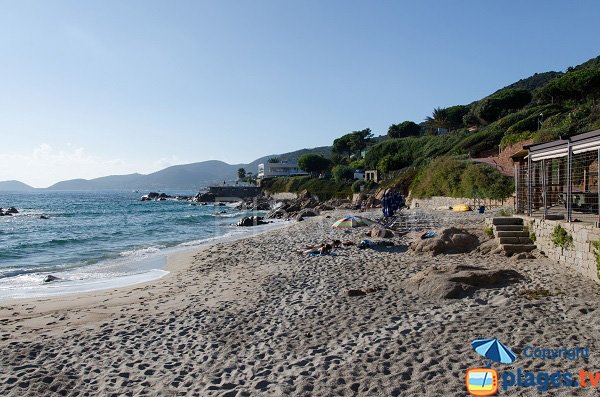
[42,146,332,191]
[0,180,35,191]
[245,146,331,170]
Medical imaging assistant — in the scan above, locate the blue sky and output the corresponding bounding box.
[1,0,599,187]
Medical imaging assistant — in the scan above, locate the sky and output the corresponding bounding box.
[1,1,600,187]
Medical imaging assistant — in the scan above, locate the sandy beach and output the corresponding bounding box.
[2,209,600,396]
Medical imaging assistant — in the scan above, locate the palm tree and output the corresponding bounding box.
[424,107,449,129]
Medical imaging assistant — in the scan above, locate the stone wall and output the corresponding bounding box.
[519,216,600,282]
[269,192,298,200]
[409,196,513,210]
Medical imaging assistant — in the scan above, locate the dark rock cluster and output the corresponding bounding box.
[0,207,18,216]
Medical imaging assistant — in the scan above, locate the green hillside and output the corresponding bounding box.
[262,54,600,200]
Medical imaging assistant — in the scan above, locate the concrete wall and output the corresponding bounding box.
[269,192,298,200]
[409,196,513,210]
[519,216,600,282]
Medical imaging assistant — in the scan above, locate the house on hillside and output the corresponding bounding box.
[257,162,308,179]
[364,170,380,183]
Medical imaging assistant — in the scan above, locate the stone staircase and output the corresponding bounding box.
[492,217,536,254]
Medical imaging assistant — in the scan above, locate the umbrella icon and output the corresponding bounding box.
[472,338,517,366]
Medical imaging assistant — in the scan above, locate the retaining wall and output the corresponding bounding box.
[519,216,600,282]
[409,196,513,210]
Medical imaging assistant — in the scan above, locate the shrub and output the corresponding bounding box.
[332,165,354,182]
[261,176,351,200]
[410,157,514,199]
[351,179,366,193]
[484,226,494,237]
[592,239,600,279]
[473,88,532,123]
[550,225,573,249]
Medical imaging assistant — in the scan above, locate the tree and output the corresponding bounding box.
[445,105,470,130]
[237,168,246,180]
[298,154,331,176]
[267,157,280,163]
[332,165,355,182]
[424,107,449,129]
[330,153,349,166]
[332,128,374,157]
[473,89,532,124]
[388,121,421,138]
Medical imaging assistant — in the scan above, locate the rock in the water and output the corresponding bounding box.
[40,215,49,220]
[406,264,524,299]
[194,192,216,202]
[5,207,18,214]
[44,275,61,283]
[237,216,268,227]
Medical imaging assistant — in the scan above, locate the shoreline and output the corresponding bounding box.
[0,216,291,302]
[3,209,600,396]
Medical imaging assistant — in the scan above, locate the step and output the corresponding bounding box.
[494,225,525,232]
[499,237,533,244]
[496,231,530,238]
[501,244,537,254]
[492,217,523,226]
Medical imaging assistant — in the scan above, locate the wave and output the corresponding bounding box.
[118,246,165,257]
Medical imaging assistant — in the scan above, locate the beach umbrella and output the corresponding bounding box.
[471,338,517,364]
[332,215,375,228]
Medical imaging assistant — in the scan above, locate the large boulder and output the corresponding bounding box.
[194,192,216,202]
[44,275,61,283]
[370,226,394,238]
[237,216,269,227]
[407,264,524,299]
[411,227,480,256]
[5,207,18,214]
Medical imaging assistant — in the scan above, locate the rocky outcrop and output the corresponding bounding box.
[0,207,18,216]
[234,197,272,211]
[141,192,173,201]
[369,226,394,239]
[43,275,61,283]
[406,264,524,299]
[411,227,480,256]
[237,216,269,227]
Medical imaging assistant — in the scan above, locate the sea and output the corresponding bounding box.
[0,191,281,300]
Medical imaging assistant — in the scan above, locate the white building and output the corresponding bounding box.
[257,162,308,179]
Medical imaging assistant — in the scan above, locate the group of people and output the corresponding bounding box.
[299,240,355,256]
[382,189,405,217]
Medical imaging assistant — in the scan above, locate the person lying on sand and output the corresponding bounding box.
[301,244,333,255]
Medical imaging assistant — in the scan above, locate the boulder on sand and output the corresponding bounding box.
[406,264,524,299]
[44,275,61,283]
[370,226,394,238]
[411,227,479,256]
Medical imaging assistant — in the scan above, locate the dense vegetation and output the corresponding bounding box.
[260,176,351,200]
[263,54,600,200]
[409,158,513,200]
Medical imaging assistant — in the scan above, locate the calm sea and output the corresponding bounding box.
[0,191,273,299]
